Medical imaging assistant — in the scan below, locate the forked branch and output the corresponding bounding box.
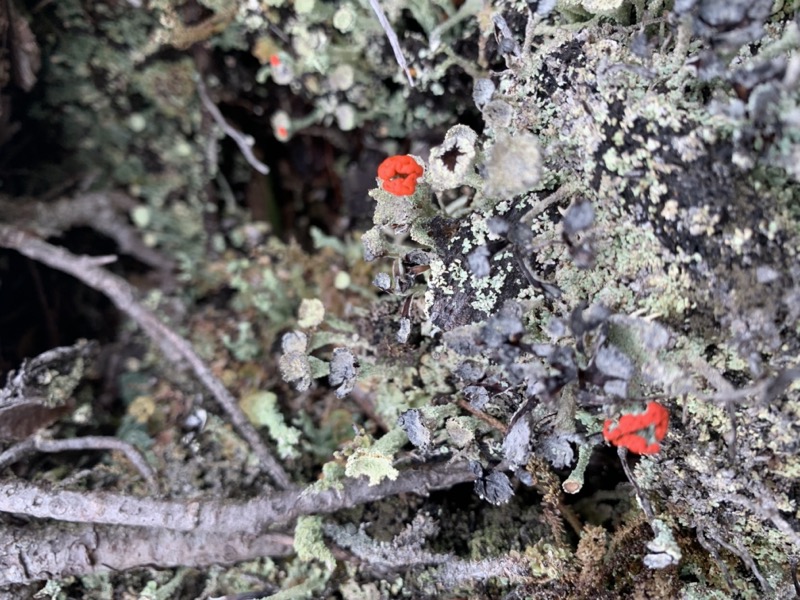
[0,224,291,489]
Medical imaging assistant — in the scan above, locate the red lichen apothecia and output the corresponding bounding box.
[603,401,669,455]
[377,155,424,196]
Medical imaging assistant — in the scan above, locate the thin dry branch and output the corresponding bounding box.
[689,360,800,408]
[0,435,158,491]
[617,447,656,522]
[456,398,507,434]
[0,224,291,489]
[437,555,532,588]
[704,528,771,594]
[695,528,736,591]
[0,460,475,533]
[367,0,414,86]
[0,521,293,586]
[728,487,800,549]
[0,191,173,271]
[197,78,270,175]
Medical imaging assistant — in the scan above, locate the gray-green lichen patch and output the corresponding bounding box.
[343,428,407,485]
[239,391,302,459]
[350,3,800,593]
[294,516,337,570]
[423,197,543,331]
[482,132,542,200]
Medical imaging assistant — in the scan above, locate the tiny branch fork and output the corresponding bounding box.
[0,461,475,533]
[0,224,291,490]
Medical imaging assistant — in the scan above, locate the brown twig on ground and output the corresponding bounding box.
[0,434,158,491]
[0,224,292,489]
[0,460,475,533]
[456,398,507,434]
[0,522,294,586]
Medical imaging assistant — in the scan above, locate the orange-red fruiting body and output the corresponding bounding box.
[603,401,669,455]
[270,54,281,67]
[377,155,423,196]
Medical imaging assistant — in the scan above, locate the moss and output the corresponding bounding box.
[524,541,573,581]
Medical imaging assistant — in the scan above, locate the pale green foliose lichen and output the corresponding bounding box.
[294,516,336,570]
[239,391,302,459]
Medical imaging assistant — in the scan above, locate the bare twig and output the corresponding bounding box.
[0,521,293,586]
[436,555,532,588]
[0,437,36,468]
[0,191,174,271]
[617,447,655,521]
[728,488,800,549]
[456,398,507,434]
[367,0,414,87]
[704,528,771,594]
[0,460,475,533]
[0,224,291,489]
[197,78,270,175]
[0,435,158,491]
[693,365,800,407]
[695,527,735,591]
